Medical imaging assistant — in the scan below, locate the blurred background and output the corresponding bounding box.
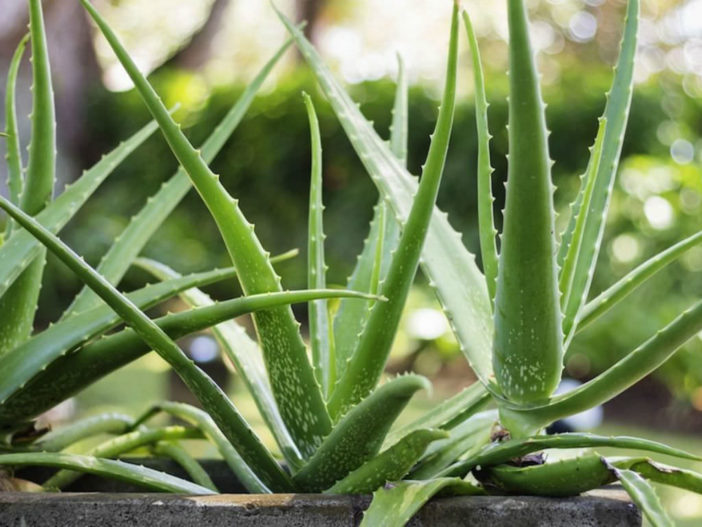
[0,0,701,522]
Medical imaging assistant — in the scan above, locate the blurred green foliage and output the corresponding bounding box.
[35,67,702,403]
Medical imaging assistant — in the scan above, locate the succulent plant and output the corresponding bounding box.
[1,1,701,526]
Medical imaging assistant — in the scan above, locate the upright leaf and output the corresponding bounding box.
[81,0,331,458]
[560,0,640,339]
[64,37,294,317]
[463,10,498,306]
[0,0,57,356]
[276,5,495,390]
[3,34,29,238]
[303,93,334,397]
[327,1,460,418]
[493,0,563,406]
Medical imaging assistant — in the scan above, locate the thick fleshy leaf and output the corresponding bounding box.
[360,478,483,527]
[463,10,498,306]
[560,0,640,339]
[82,0,331,457]
[276,3,495,391]
[293,375,430,492]
[63,37,293,318]
[151,441,218,492]
[136,257,304,471]
[0,453,213,494]
[577,231,702,332]
[37,413,135,452]
[3,34,29,238]
[615,468,673,527]
[614,457,702,495]
[326,1,460,419]
[493,0,562,406]
[43,426,203,490]
[0,194,293,492]
[326,429,448,494]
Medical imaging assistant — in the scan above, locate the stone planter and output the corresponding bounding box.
[1,460,641,526]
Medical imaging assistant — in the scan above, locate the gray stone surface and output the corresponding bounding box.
[0,487,640,526]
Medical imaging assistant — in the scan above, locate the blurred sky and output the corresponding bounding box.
[91,0,702,96]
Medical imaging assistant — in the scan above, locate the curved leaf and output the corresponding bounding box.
[37,413,135,452]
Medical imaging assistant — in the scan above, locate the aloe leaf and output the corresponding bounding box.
[0,285,368,426]
[614,458,702,495]
[293,375,430,492]
[502,299,702,431]
[326,429,448,494]
[64,38,293,319]
[82,0,331,457]
[446,432,701,479]
[327,1,460,419]
[561,0,640,339]
[463,10,498,306]
[614,468,673,527]
[303,93,334,397]
[0,452,213,494]
[411,410,496,480]
[0,0,57,357]
[0,117,160,301]
[385,382,490,447]
[481,453,614,496]
[44,425,203,490]
[135,257,304,471]
[0,195,293,492]
[0,265,243,407]
[360,478,484,527]
[37,413,135,452]
[152,441,218,492]
[493,0,563,406]
[332,55,406,387]
[3,34,29,238]
[276,5,495,390]
[559,118,607,311]
[577,231,702,332]
[152,402,269,493]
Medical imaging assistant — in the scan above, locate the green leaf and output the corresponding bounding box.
[559,118,607,320]
[463,10,498,306]
[331,56,405,384]
[293,375,430,492]
[142,402,270,494]
[0,117,160,300]
[614,457,702,495]
[614,468,673,527]
[326,0,460,419]
[0,285,366,427]
[493,0,563,406]
[445,432,701,478]
[152,441,218,492]
[360,478,483,527]
[560,0,640,339]
[0,194,293,492]
[411,410,496,479]
[577,231,702,333]
[135,257,304,472]
[326,429,448,494]
[0,266,243,408]
[82,0,331,457]
[481,453,614,496]
[63,37,293,318]
[43,426,204,490]
[0,452,213,494]
[276,3,495,391]
[501,299,702,430]
[3,33,29,238]
[37,413,135,452]
[303,93,334,397]
[384,382,490,447]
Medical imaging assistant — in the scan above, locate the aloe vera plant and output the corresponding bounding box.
[2,0,701,525]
